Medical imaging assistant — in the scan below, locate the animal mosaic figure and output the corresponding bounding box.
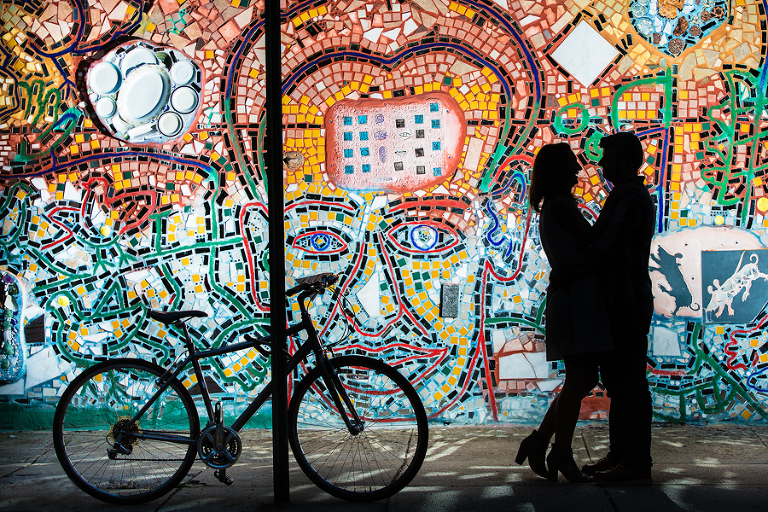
[706,252,768,318]
[650,247,700,315]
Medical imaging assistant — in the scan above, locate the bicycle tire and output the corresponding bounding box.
[52,358,200,504]
[288,355,428,502]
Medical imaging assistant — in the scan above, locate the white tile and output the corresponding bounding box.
[551,21,619,86]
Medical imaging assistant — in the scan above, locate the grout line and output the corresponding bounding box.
[1,444,54,478]
[599,485,622,512]
[750,426,768,451]
[155,467,206,512]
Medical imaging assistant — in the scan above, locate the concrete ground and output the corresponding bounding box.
[1,424,767,512]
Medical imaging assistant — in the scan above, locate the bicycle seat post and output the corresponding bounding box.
[178,322,197,353]
[177,320,215,421]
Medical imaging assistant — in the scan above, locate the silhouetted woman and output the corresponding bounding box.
[514,143,613,482]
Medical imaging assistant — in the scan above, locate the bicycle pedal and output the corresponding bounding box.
[214,469,234,486]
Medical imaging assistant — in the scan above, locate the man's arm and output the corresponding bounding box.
[554,187,639,280]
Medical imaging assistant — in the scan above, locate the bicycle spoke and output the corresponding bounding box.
[289,356,428,501]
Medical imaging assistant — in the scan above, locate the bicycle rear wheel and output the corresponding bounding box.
[52,359,199,504]
[288,355,428,502]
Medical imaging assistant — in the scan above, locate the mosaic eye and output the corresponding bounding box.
[386,221,460,254]
[411,225,438,250]
[292,230,347,254]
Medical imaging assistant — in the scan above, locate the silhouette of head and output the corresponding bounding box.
[529,142,581,213]
[598,131,644,185]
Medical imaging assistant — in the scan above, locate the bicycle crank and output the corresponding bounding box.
[198,423,242,469]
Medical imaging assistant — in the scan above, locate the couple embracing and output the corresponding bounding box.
[515,132,655,484]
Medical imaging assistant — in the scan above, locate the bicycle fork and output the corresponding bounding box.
[318,356,365,435]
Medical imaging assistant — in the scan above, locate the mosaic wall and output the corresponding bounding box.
[2,0,768,427]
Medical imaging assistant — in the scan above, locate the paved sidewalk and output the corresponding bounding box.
[1,424,767,512]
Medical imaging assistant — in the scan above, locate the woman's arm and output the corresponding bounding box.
[548,194,592,242]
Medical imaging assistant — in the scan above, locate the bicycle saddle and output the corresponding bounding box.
[286,273,339,296]
[147,309,208,324]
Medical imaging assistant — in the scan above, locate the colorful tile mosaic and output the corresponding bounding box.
[3,0,768,426]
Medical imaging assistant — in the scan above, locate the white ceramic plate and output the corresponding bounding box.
[170,61,196,85]
[171,86,199,114]
[89,62,121,95]
[95,97,117,118]
[117,65,170,122]
[121,46,157,75]
[158,112,183,136]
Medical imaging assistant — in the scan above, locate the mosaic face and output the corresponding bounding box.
[3,0,768,426]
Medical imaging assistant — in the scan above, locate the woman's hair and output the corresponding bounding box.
[528,142,575,213]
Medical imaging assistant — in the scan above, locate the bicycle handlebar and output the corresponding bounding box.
[286,272,339,297]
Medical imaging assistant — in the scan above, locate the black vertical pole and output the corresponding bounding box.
[265,0,289,504]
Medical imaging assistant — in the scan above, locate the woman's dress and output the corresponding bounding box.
[539,194,613,361]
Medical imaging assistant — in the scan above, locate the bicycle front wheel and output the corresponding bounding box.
[52,359,200,504]
[288,355,428,502]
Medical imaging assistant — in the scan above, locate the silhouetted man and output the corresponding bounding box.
[580,131,655,483]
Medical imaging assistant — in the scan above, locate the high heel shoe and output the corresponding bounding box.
[514,430,549,479]
[546,444,595,483]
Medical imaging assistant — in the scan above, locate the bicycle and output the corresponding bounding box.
[52,272,428,504]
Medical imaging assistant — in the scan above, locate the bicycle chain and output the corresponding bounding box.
[110,429,195,462]
[112,457,189,461]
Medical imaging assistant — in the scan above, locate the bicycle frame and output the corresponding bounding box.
[122,290,362,447]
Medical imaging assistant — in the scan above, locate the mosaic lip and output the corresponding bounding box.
[325,93,466,193]
[333,341,450,384]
